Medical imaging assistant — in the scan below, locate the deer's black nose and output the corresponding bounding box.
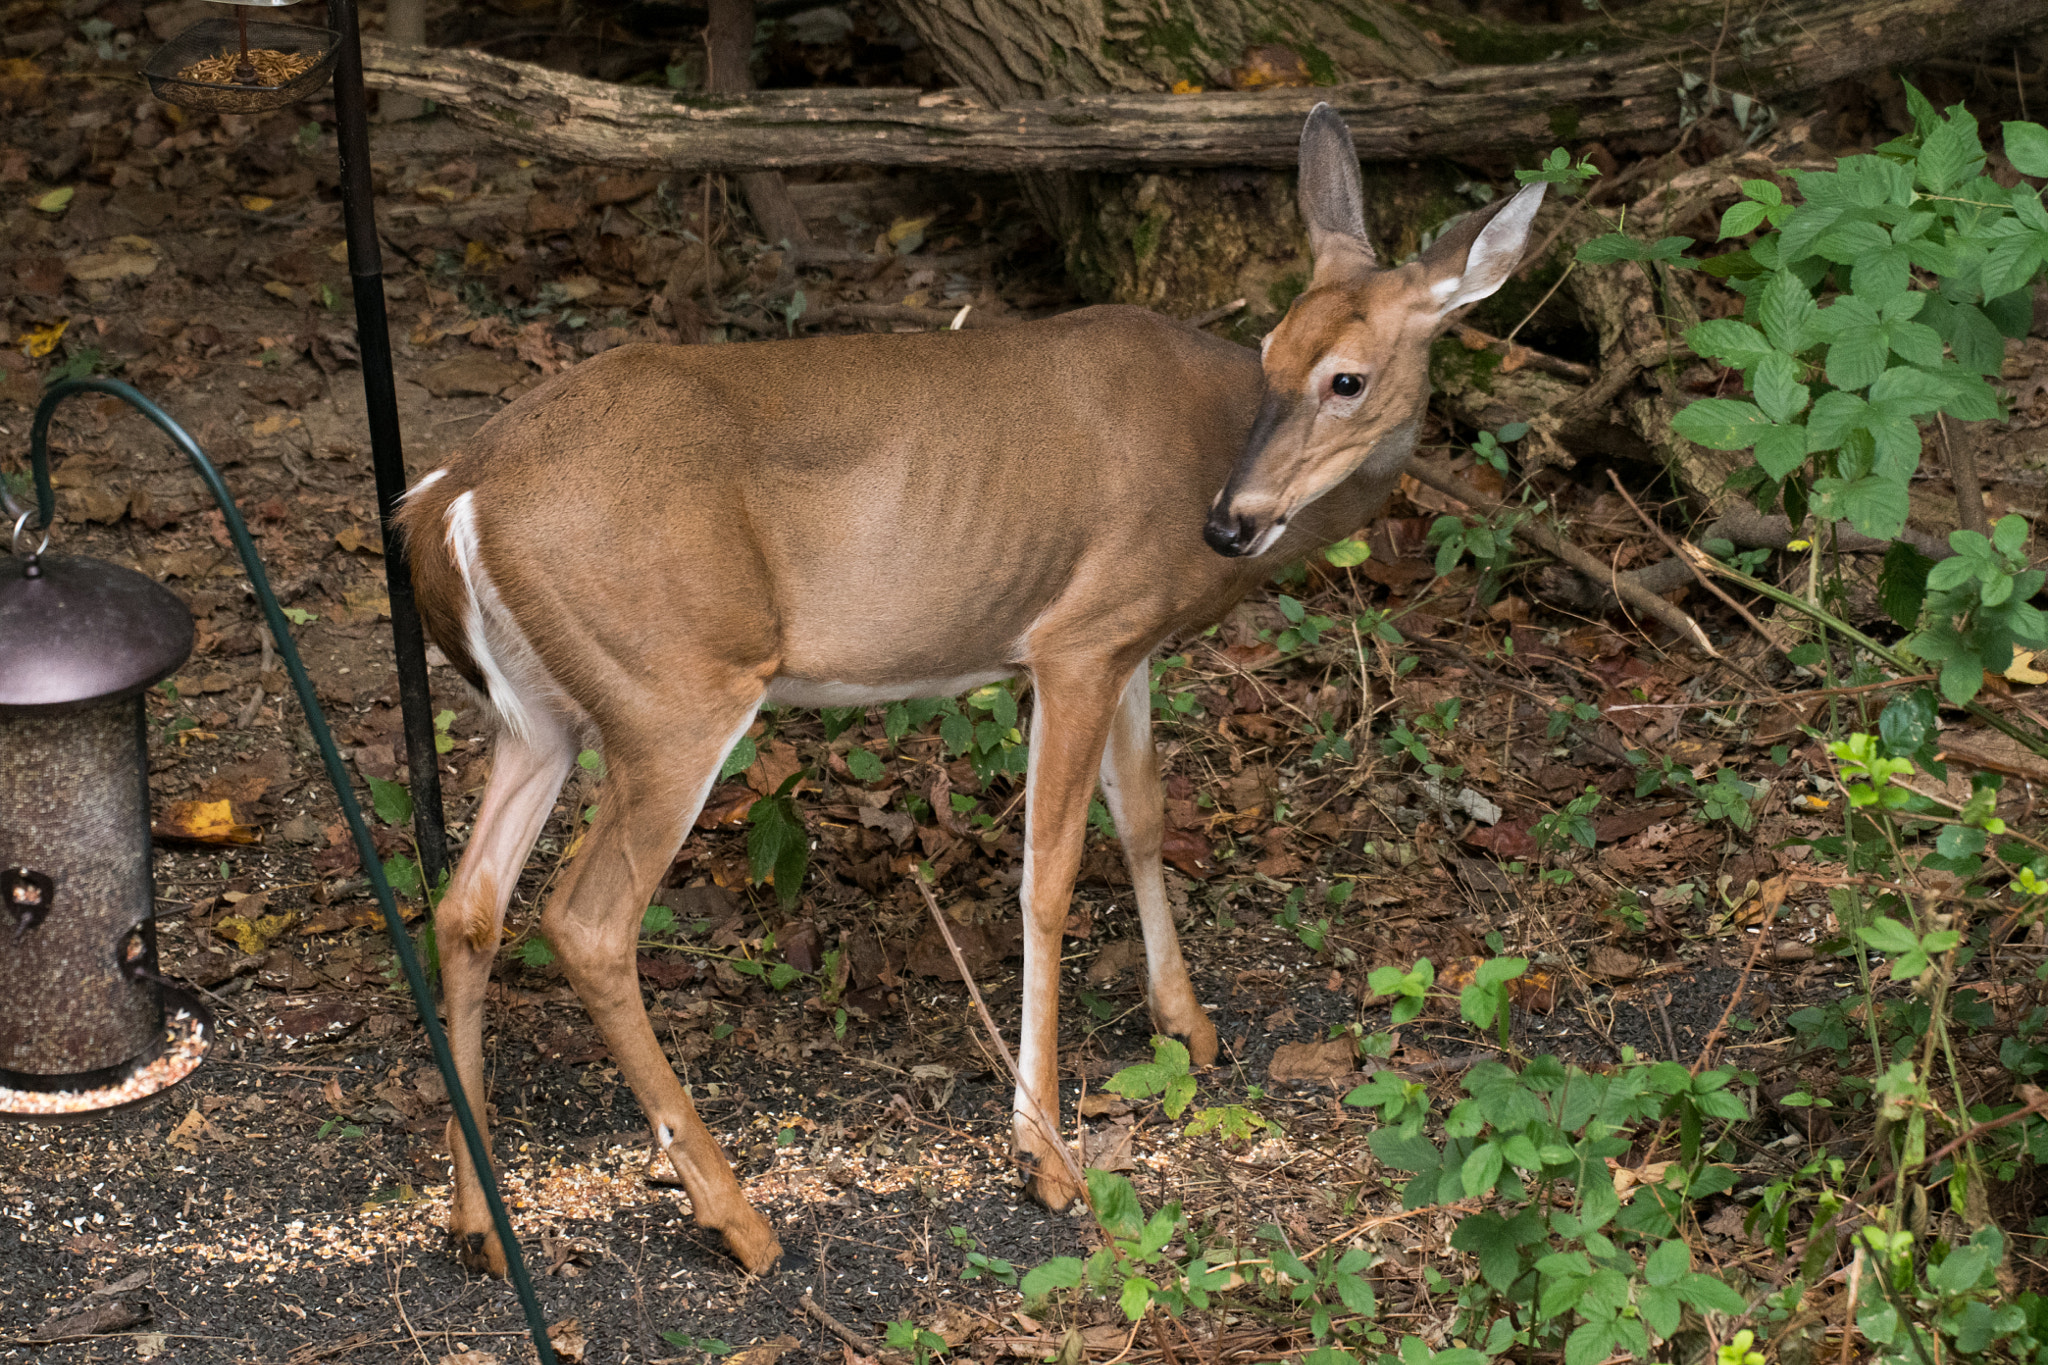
[1203,511,1257,557]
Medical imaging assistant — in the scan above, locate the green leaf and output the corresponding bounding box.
[382,852,422,898]
[845,747,885,783]
[2006,121,2048,177]
[1644,1238,1689,1287]
[939,711,974,755]
[1941,651,1987,705]
[746,784,810,909]
[1637,1285,1682,1341]
[1368,1126,1440,1173]
[367,776,413,828]
[33,186,73,214]
[1564,1322,1617,1365]
[720,735,758,781]
[1916,103,1984,194]
[1933,1241,1993,1293]
[1858,916,1920,954]
[1718,200,1767,239]
[1672,399,1770,450]
[1753,351,1809,422]
[1752,423,1809,480]
[1684,319,1774,368]
[1460,1141,1505,1198]
[1879,540,1933,629]
[1674,1271,1749,1315]
[1757,268,1818,352]
[1092,1184,1146,1251]
[1325,538,1371,567]
[1020,1257,1084,1299]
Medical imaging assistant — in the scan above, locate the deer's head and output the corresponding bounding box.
[1203,104,1546,558]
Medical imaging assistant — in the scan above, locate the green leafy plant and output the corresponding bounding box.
[1586,93,2048,705]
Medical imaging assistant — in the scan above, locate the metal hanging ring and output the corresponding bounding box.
[11,510,48,562]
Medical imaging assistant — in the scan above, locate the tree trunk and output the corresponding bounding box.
[705,0,812,251]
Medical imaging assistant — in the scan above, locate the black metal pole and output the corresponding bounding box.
[324,0,448,888]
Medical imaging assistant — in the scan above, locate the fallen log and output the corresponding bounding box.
[357,0,2044,174]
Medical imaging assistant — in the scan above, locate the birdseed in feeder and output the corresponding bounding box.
[176,47,315,87]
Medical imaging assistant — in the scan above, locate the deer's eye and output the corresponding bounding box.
[1331,373,1365,399]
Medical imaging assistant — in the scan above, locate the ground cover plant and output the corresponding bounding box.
[12,4,2048,1364]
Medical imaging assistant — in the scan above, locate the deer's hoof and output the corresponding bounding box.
[1020,1148,1084,1213]
[721,1218,784,1276]
[452,1227,508,1277]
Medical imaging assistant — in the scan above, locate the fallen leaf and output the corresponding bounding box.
[214,908,297,955]
[1267,1038,1358,1085]
[2007,650,2048,684]
[1588,946,1644,981]
[335,524,384,555]
[728,1335,798,1365]
[68,252,156,282]
[153,799,262,845]
[19,319,67,358]
[33,186,74,214]
[240,194,274,212]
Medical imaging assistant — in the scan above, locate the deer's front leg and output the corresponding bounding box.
[1013,660,1128,1211]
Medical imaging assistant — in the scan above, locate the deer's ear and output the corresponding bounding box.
[1421,181,1547,316]
[1298,103,1375,287]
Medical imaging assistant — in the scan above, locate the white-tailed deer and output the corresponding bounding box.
[396,104,1543,1276]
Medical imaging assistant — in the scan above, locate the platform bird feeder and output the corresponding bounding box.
[142,0,338,114]
[0,519,212,1119]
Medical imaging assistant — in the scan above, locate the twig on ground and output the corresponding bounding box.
[1452,323,1596,383]
[1401,456,1720,657]
[1603,471,1778,685]
[799,1291,878,1355]
[1691,919,1773,1075]
[913,877,1089,1194]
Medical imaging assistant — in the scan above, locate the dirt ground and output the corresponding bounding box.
[7,3,2048,1363]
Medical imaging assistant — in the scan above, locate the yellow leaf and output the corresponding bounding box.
[1171,79,1203,94]
[415,182,457,201]
[327,240,350,263]
[2007,650,2048,685]
[886,214,934,247]
[19,320,66,359]
[240,194,274,212]
[463,240,501,270]
[152,798,262,845]
[33,186,73,214]
[263,280,297,301]
[251,412,288,437]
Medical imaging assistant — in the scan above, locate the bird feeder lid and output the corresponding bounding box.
[0,555,194,713]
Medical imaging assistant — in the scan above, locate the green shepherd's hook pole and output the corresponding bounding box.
[25,377,558,1365]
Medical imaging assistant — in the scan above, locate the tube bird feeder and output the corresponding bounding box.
[0,522,212,1118]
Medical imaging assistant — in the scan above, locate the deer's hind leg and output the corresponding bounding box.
[1098,661,1217,1066]
[538,670,781,1273]
[439,712,578,1275]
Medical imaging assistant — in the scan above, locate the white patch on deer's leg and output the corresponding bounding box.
[1013,698,1045,1149]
